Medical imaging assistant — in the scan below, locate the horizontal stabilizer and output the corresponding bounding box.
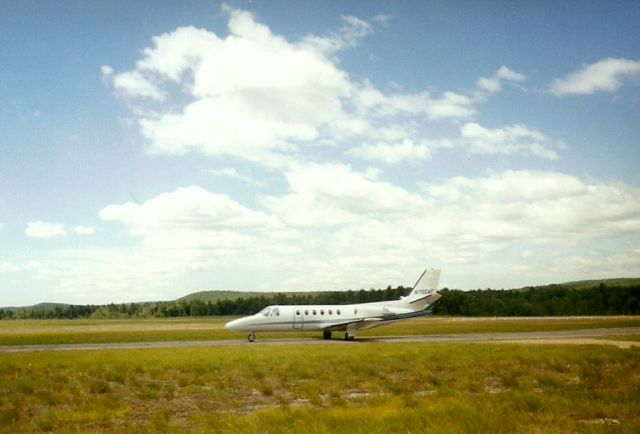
[409,292,441,305]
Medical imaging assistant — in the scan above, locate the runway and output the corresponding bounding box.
[1,327,639,353]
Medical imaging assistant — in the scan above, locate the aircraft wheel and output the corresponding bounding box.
[323,331,332,340]
[248,333,256,343]
[344,332,355,341]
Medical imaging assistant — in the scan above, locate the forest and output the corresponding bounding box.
[1,282,638,320]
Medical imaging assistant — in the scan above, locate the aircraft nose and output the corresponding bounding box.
[225,318,244,330]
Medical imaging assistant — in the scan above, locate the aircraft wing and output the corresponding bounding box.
[321,308,435,332]
[321,318,383,332]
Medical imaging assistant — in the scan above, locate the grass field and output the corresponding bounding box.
[1,316,640,346]
[0,342,638,433]
[606,334,640,341]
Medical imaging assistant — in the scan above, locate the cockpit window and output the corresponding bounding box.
[259,307,272,317]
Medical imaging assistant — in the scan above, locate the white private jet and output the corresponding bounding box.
[225,268,442,342]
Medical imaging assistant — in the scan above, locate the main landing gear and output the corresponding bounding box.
[324,330,356,340]
[248,333,255,343]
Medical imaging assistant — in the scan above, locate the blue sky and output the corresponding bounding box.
[1,1,639,306]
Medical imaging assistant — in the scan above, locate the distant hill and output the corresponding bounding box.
[177,290,286,303]
[31,302,71,309]
[177,290,311,303]
[558,278,640,289]
[3,277,638,312]
[179,278,640,302]
[1,302,70,312]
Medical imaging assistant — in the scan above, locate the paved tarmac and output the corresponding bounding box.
[1,327,639,353]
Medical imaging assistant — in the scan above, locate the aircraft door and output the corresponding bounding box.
[293,308,303,329]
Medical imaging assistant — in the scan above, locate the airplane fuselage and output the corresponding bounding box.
[225,301,415,332]
[225,268,442,341]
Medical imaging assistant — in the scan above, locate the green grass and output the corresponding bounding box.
[0,343,638,432]
[604,334,640,342]
[1,316,640,346]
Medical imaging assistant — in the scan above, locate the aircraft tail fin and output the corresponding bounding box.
[408,268,440,298]
[402,268,441,309]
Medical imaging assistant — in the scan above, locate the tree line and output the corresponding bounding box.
[1,282,638,320]
[435,283,640,316]
[0,286,409,320]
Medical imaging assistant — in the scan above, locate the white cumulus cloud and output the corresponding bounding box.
[103,6,523,168]
[476,65,526,94]
[25,221,67,239]
[104,9,351,162]
[425,91,476,120]
[461,122,564,160]
[203,167,263,186]
[260,163,423,227]
[100,185,280,236]
[16,169,640,301]
[549,57,640,96]
[0,260,21,273]
[347,139,431,164]
[301,14,373,54]
[73,225,96,236]
[421,170,640,243]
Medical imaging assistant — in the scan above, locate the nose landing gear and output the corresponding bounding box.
[248,333,256,343]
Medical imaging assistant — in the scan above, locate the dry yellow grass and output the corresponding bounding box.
[2,315,639,346]
[0,341,638,432]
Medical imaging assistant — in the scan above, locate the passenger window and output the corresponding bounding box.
[337,309,341,315]
[296,310,300,315]
[313,309,317,315]
[320,309,324,315]
[328,309,332,315]
[305,310,309,315]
